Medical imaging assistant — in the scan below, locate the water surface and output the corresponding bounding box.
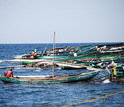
[0,43,124,107]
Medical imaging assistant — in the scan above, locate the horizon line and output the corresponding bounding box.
[0,42,123,44]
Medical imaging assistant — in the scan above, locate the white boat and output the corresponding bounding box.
[56,63,87,70]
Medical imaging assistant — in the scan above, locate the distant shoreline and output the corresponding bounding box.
[0,42,123,45]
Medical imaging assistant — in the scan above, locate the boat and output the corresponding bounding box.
[36,45,97,60]
[0,70,100,84]
[37,55,68,59]
[56,63,87,70]
[13,54,29,59]
[22,61,34,65]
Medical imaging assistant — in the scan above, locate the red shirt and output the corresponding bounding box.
[5,70,13,78]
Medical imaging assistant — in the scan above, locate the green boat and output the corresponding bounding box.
[0,70,100,84]
[22,61,34,65]
[37,55,68,59]
[55,54,119,62]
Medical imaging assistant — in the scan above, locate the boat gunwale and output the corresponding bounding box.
[0,70,100,84]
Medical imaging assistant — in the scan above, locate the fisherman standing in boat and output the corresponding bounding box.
[4,68,13,78]
[30,50,36,59]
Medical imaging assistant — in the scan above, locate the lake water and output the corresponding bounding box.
[0,43,124,107]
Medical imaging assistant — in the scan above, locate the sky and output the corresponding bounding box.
[0,0,124,44]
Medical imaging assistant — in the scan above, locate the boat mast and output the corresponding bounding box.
[52,32,55,77]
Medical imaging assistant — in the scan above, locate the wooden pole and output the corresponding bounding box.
[52,32,55,77]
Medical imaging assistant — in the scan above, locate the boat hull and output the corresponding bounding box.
[0,71,100,84]
[57,63,87,70]
[61,65,87,70]
[37,55,68,59]
[22,61,34,65]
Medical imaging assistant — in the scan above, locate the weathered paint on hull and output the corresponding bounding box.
[0,71,100,84]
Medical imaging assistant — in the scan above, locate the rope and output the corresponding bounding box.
[62,90,124,107]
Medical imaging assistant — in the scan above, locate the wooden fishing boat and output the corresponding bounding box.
[14,54,29,59]
[37,55,68,59]
[22,61,34,65]
[36,45,97,60]
[60,65,86,70]
[56,63,87,70]
[0,70,100,84]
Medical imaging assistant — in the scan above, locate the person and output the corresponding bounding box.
[4,68,13,78]
[32,50,35,55]
[30,50,36,59]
